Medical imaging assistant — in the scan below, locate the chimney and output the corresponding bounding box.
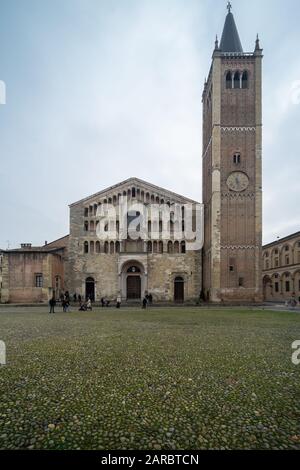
[21,243,32,249]
[45,241,48,246]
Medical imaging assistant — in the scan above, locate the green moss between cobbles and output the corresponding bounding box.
[0,307,300,450]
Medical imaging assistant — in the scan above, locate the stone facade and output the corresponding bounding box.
[263,232,300,303]
[66,178,202,303]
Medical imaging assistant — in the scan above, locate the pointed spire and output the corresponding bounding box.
[215,35,219,50]
[219,3,243,53]
[255,34,260,50]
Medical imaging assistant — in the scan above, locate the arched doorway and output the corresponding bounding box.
[120,261,146,301]
[126,266,142,300]
[85,277,95,301]
[174,277,184,303]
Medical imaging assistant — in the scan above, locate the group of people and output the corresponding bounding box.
[49,292,154,313]
[49,291,71,314]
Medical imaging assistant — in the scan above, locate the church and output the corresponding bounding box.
[0,6,266,305]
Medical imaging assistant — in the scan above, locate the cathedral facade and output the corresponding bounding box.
[0,7,265,305]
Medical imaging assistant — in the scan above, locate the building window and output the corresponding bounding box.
[242,71,248,89]
[84,208,89,217]
[286,281,290,292]
[35,274,43,288]
[275,282,279,293]
[233,153,241,164]
[181,241,186,254]
[84,242,89,254]
[147,241,152,253]
[234,71,240,89]
[84,221,89,232]
[238,277,244,287]
[229,266,234,272]
[226,71,232,89]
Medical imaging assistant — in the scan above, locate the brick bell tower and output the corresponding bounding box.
[202,3,263,303]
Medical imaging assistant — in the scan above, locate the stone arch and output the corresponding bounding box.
[120,260,147,301]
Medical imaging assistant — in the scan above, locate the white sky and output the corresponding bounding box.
[0,0,299,248]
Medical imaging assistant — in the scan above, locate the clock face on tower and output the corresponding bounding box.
[226,172,249,192]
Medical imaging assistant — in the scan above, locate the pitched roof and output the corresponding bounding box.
[69,177,199,207]
[219,12,243,53]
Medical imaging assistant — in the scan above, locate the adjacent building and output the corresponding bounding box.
[263,232,300,303]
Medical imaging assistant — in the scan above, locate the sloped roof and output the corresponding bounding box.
[220,12,243,53]
[69,177,199,207]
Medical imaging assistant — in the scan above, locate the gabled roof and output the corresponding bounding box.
[69,177,199,207]
[219,11,243,53]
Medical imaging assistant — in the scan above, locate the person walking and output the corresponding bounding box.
[116,295,121,309]
[142,296,148,309]
[49,296,56,314]
[87,298,92,311]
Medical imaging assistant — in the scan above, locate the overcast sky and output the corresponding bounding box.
[0,0,299,248]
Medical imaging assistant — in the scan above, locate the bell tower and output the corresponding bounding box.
[202,3,263,303]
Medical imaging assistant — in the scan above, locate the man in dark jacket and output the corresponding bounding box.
[49,296,56,314]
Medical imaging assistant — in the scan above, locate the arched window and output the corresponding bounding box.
[90,221,95,231]
[116,241,120,253]
[153,241,158,254]
[84,208,89,217]
[168,241,173,254]
[242,71,248,89]
[181,241,186,254]
[104,242,109,254]
[226,71,232,89]
[234,71,240,89]
[110,241,115,254]
[84,242,89,254]
[84,221,89,232]
[96,241,100,254]
[233,153,241,165]
[158,241,163,253]
[132,187,136,198]
[147,241,152,253]
[174,241,180,254]
[90,241,94,254]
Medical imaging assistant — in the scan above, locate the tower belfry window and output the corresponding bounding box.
[234,72,240,89]
[226,71,232,89]
[242,71,249,89]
